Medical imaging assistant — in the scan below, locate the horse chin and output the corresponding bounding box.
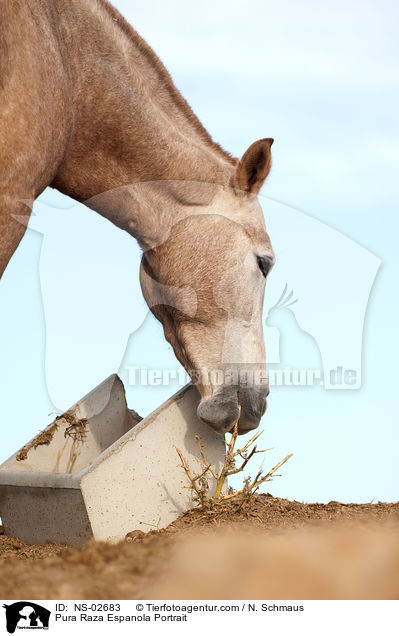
[234,389,268,435]
[231,407,266,435]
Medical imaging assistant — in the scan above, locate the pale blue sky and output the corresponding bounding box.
[0,0,398,502]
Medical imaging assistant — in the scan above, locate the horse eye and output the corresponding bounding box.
[257,256,271,278]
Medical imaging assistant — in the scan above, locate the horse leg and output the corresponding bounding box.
[0,196,32,279]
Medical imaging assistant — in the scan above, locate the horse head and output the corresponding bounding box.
[140,139,274,434]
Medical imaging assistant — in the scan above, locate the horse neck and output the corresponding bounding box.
[51,0,236,212]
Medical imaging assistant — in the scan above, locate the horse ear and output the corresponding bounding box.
[234,138,273,193]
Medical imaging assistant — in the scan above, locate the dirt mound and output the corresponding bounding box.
[1,495,398,599]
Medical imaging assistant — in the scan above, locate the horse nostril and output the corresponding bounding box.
[197,395,240,434]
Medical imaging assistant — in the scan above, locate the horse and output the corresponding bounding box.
[0,0,274,434]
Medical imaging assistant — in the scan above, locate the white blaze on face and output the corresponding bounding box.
[209,197,270,371]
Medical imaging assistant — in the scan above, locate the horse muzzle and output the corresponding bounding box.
[197,385,268,435]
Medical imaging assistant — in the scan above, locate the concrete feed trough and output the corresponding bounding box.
[0,375,226,546]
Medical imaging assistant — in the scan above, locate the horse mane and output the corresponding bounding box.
[96,0,237,167]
